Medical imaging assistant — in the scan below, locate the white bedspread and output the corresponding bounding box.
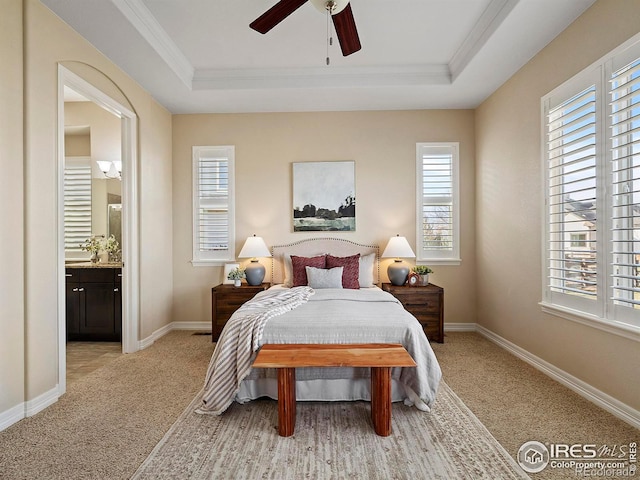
[243,286,442,410]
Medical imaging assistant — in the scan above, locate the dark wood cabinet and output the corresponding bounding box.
[66,267,122,341]
[382,283,444,343]
[211,283,269,341]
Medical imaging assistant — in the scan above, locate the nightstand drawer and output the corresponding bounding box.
[395,294,440,314]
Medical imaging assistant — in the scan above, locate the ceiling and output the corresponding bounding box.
[44,0,596,114]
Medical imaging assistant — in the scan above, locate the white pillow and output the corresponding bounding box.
[305,266,344,289]
[359,253,376,288]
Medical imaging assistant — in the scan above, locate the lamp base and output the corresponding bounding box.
[387,260,409,286]
[245,260,265,286]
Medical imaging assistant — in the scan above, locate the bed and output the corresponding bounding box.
[197,238,442,416]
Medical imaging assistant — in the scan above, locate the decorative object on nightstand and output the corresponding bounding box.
[227,267,245,287]
[382,282,444,343]
[211,283,269,341]
[411,265,433,286]
[238,235,272,285]
[381,235,415,286]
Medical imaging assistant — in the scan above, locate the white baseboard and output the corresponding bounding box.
[25,386,59,418]
[0,402,26,431]
[139,321,211,350]
[476,324,640,430]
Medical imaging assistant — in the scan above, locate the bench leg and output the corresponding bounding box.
[370,366,392,436]
[277,367,296,437]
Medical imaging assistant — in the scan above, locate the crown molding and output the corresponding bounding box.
[449,0,519,81]
[110,0,194,88]
[193,64,451,90]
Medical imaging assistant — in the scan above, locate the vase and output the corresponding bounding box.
[234,279,241,287]
[90,252,100,264]
[418,274,429,286]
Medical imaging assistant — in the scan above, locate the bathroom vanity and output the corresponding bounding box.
[65,263,122,341]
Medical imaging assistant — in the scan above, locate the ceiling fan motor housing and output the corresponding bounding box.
[310,0,349,15]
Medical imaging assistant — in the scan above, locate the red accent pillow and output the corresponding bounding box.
[326,254,361,289]
[291,255,326,286]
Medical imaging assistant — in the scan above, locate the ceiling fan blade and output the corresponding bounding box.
[332,3,361,56]
[250,0,309,34]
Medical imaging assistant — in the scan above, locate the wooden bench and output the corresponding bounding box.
[252,343,417,437]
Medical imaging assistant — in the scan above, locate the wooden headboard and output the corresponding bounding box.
[271,237,379,285]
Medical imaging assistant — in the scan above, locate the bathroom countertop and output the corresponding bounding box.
[65,262,123,269]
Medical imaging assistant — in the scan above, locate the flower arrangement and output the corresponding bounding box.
[104,235,120,254]
[227,267,245,280]
[79,236,103,255]
[412,265,433,275]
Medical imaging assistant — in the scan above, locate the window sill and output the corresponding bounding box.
[416,258,461,266]
[191,259,229,267]
[540,302,640,342]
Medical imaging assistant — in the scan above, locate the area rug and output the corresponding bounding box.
[132,381,529,479]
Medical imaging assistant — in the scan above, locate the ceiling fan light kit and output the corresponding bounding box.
[250,0,361,58]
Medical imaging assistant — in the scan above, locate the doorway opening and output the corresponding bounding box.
[57,65,139,396]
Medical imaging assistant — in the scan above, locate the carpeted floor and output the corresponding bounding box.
[0,331,637,479]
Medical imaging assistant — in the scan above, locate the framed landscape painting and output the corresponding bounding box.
[293,161,355,232]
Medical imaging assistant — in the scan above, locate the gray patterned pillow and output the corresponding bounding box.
[305,266,344,289]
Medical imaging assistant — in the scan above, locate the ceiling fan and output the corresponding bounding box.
[250,0,361,57]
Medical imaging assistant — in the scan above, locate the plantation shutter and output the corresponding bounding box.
[416,143,459,263]
[609,57,640,310]
[192,146,235,264]
[64,158,92,252]
[199,157,229,251]
[546,85,598,302]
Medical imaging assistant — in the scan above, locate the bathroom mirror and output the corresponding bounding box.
[64,97,122,261]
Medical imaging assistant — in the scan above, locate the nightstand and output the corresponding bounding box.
[211,283,269,341]
[382,283,444,343]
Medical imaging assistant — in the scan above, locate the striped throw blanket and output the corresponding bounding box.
[196,286,314,415]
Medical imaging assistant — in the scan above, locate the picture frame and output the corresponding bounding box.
[222,263,240,285]
[292,161,355,232]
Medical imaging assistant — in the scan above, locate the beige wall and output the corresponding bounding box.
[64,133,90,156]
[9,0,174,412]
[0,0,25,422]
[475,0,640,409]
[172,110,476,327]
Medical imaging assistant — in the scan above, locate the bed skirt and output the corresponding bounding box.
[236,378,410,404]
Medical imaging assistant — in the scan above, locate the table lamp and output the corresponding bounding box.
[238,235,271,285]
[381,234,416,286]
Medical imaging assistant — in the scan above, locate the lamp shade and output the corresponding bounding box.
[238,235,271,259]
[381,235,415,259]
[238,235,271,286]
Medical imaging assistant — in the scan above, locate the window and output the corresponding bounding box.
[570,233,588,248]
[64,157,92,255]
[416,142,460,264]
[542,34,640,335]
[192,146,235,265]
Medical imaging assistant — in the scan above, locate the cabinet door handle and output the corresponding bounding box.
[78,288,84,292]
[65,273,72,277]
[117,274,123,277]
[114,287,119,292]
[72,287,79,292]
